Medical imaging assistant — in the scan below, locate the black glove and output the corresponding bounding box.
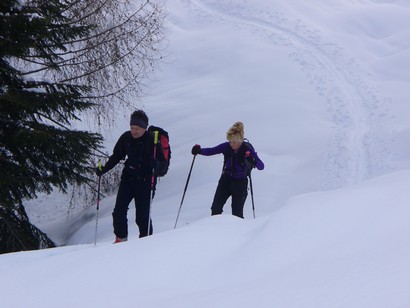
[191,144,201,155]
[245,151,256,168]
[247,157,256,168]
[95,165,105,176]
[150,157,158,169]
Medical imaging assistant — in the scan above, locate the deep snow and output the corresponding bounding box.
[2,0,410,307]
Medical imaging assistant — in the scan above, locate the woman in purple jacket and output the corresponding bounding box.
[191,122,264,218]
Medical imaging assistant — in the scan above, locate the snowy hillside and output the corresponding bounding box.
[2,0,410,307]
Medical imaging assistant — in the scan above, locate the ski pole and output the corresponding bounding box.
[94,162,102,246]
[248,172,256,219]
[244,151,256,219]
[174,154,197,229]
[147,131,159,237]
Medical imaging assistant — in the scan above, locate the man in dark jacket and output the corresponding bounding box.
[96,110,167,242]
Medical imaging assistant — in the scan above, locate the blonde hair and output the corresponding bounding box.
[226,122,244,142]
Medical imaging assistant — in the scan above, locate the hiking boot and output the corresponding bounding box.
[113,237,127,244]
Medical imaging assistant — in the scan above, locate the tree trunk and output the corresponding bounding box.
[0,204,55,254]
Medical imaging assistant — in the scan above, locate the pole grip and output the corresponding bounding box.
[153,131,159,144]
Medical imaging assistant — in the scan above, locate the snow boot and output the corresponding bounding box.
[113,237,127,244]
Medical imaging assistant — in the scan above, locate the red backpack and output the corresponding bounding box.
[148,125,171,176]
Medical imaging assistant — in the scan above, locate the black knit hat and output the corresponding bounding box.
[130,110,148,129]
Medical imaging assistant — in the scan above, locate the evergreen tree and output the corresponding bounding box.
[0,0,102,253]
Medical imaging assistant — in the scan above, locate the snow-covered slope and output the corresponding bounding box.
[3,170,410,307]
[4,0,410,307]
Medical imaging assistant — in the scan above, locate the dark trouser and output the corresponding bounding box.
[112,176,153,238]
[211,174,248,218]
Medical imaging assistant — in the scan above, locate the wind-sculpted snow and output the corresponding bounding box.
[3,170,410,307]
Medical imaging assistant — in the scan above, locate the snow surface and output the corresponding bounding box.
[2,0,410,307]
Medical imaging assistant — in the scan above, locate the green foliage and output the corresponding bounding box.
[0,204,55,254]
[0,0,103,252]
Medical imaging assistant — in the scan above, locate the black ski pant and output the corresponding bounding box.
[112,175,153,239]
[211,174,248,218]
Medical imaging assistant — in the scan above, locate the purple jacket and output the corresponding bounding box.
[200,142,264,179]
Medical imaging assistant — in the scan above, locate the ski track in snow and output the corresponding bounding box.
[187,0,390,189]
